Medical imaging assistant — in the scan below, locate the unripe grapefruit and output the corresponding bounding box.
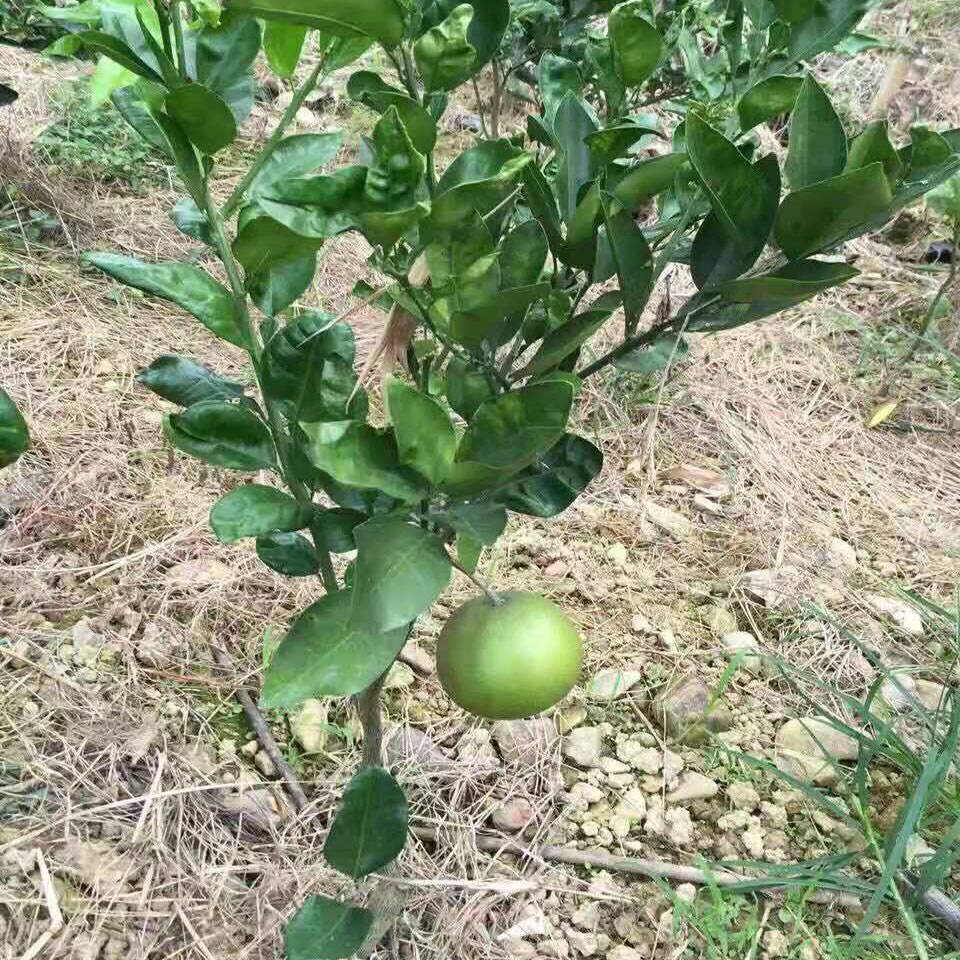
[437,591,582,719]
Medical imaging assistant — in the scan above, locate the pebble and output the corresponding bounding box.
[597,756,631,775]
[667,771,719,803]
[738,566,801,608]
[401,641,435,674]
[557,705,588,734]
[827,537,858,571]
[630,613,656,635]
[254,750,277,778]
[701,604,737,636]
[606,543,629,567]
[775,717,858,785]
[727,781,760,812]
[241,739,260,757]
[614,788,647,821]
[491,798,535,832]
[290,699,329,754]
[493,717,559,765]
[643,500,692,538]
[651,675,733,745]
[720,631,763,675]
[562,727,604,768]
[570,782,606,805]
[616,741,661,773]
[587,669,643,701]
[866,595,924,637]
[572,900,601,930]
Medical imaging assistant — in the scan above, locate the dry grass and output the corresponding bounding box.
[2,15,960,959]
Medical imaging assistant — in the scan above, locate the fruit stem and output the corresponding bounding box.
[448,553,504,606]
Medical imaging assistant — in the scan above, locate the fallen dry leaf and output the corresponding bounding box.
[661,463,730,499]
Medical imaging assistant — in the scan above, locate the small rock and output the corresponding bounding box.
[866,595,924,637]
[630,613,655,635]
[880,673,917,712]
[566,929,599,957]
[607,543,629,567]
[763,930,789,958]
[615,788,647,821]
[915,678,947,711]
[827,537,858,571]
[240,739,259,757]
[668,772,719,803]
[598,756,632,775]
[775,718,858,785]
[572,900,601,930]
[557,705,588,734]
[587,669,643,701]
[499,908,548,940]
[571,782,606,805]
[701,605,737,636]
[651,675,733,745]
[254,749,277,778]
[562,727,604,768]
[661,749,684,783]
[456,728,499,765]
[643,500,692,538]
[384,661,415,690]
[616,740,661,773]
[290,699,329,754]
[609,815,631,838]
[727,781,760,812]
[545,559,570,578]
[692,494,723,516]
[738,566,801,608]
[401,641,435,674]
[665,807,694,845]
[165,559,233,589]
[720,631,763,675]
[384,725,448,769]
[492,718,559,765]
[675,883,696,903]
[742,825,765,858]
[581,820,600,837]
[491,798,535,832]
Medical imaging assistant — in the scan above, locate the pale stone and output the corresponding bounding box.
[557,705,588,734]
[720,631,763,675]
[668,772,719,803]
[827,537,858,571]
[675,883,697,903]
[290,699,329,754]
[867,595,924,637]
[384,661,415,689]
[916,679,947,711]
[493,718,559,765]
[666,807,694,845]
[615,788,647,821]
[492,798,535,832]
[563,727,604,768]
[701,605,737,636]
[775,718,858,785]
[651,676,733,745]
[727,781,760,812]
[254,750,277,778]
[607,543,629,567]
[587,669,643,700]
[571,782,605,805]
[617,740,661,773]
[643,500,692,538]
[738,566,801,608]
[401,641,435,673]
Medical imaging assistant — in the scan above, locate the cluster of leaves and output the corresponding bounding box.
[37,0,960,955]
[0,0,67,52]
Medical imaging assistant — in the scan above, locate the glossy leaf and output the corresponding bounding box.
[386,377,456,485]
[520,307,610,378]
[169,199,214,245]
[500,219,548,291]
[261,588,409,706]
[612,153,687,211]
[263,20,307,77]
[445,356,493,420]
[284,896,372,960]
[112,85,169,154]
[302,421,429,502]
[227,0,405,48]
[348,73,437,153]
[608,0,662,86]
[324,767,408,878]
[0,388,29,469]
[70,31,163,83]
[195,12,261,123]
[457,533,483,574]
[136,355,245,406]
[83,253,248,349]
[165,84,237,155]
[498,434,602,518]
[351,517,451,634]
[255,531,320,577]
[311,507,365,553]
[457,381,574,469]
[584,120,663,162]
[538,52,581,128]
[785,74,847,189]
[845,120,902,186]
[153,111,206,203]
[905,126,954,180]
[249,132,343,198]
[601,193,652,325]
[414,3,476,92]
[210,484,309,543]
[262,312,364,422]
[737,75,802,131]
[686,112,778,279]
[718,259,858,302]
[774,162,892,260]
[787,0,871,63]
[555,94,597,224]
[420,0,509,68]
[444,501,507,544]
[164,401,275,471]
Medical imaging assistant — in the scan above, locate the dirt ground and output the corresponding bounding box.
[2,5,960,959]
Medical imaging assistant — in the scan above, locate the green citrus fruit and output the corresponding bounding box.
[437,591,582,720]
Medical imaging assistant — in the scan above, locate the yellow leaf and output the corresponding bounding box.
[866,399,899,428]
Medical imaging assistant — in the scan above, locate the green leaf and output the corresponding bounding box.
[227,0,405,48]
[249,132,343,198]
[497,433,602,518]
[165,83,237,155]
[318,33,376,70]
[787,0,870,63]
[136,355,245,406]
[284,896,373,960]
[927,175,960,222]
[262,312,365,422]
[347,74,437,153]
[845,120,902,187]
[785,74,847,190]
[554,94,597,224]
[614,333,688,373]
[584,120,664,163]
[311,507,365,553]
[685,112,778,278]
[262,588,409,706]
[233,214,321,316]
[538,52,581,129]
[612,153,687,211]
[324,767,408,879]
[420,0,509,69]
[210,484,309,543]
[0,388,29,469]
[904,126,954,180]
[112,84,169,153]
[737,75,802,131]
[774,162,892,260]
[385,377,456,485]
[263,21,307,77]
[457,533,483,573]
[601,193,652,326]
[457,381,574,469]
[71,30,163,83]
[350,517,451,633]
[153,110,206,203]
[519,307,611,378]
[84,253,248,349]
[169,199,214,245]
[302,421,429,502]
[164,401,276,471]
[718,259,859,302]
[445,356,493,420]
[195,12,262,123]
[608,0,662,87]
[414,3,476,92]
[444,501,507,544]
[255,531,320,577]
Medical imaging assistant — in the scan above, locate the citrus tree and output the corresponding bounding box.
[36,0,960,955]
